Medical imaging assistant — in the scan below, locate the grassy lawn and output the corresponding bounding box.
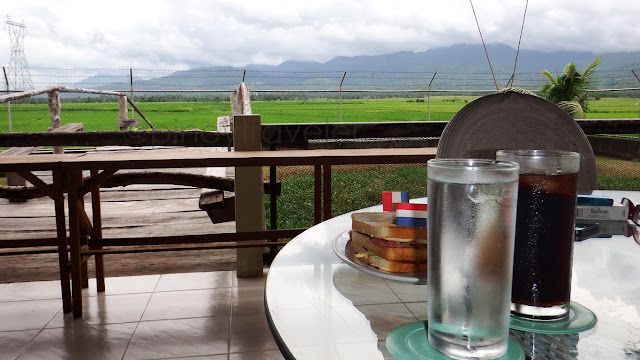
[596,155,640,191]
[268,164,428,230]
[265,156,640,230]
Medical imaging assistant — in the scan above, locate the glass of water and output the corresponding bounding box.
[427,159,519,359]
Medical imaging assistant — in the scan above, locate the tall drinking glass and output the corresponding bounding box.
[496,150,580,320]
[427,159,519,360]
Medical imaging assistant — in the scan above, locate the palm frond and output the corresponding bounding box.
[540,70,557,84]
[582,56,602,79]
[558,101,585,119]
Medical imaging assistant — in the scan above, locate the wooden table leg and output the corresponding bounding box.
[52,170,71,313]
[67,170,84,317]
[79,198,89,289]
[90,169,105,292]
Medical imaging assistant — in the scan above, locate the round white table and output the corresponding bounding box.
[265,190,640,360]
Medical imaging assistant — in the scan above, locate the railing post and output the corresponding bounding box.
[234,114,266,277]
[48,90,63,154]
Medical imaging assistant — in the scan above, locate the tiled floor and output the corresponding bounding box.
[0,270,286,360]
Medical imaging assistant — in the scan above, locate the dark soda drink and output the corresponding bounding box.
[510,172,578,318]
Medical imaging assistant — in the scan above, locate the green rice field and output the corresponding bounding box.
[0,96,637,133]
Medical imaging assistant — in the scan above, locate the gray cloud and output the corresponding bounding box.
[2,0,639,73]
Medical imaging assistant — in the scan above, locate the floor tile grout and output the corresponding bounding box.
[0,270,281,360]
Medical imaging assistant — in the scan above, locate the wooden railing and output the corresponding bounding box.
[1,119,638,149]
[0,85,154,130]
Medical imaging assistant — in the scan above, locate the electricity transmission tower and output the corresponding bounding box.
[5,16,34,94]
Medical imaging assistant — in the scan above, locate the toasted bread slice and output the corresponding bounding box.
[350,231,428,262]
[350,241,428,273]
[351,212,427,243]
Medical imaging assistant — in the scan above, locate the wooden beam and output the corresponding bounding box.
[0,86,128,103]
[0,130,233,148]
[81,241,291,255]
[0,237,59,248]
[0,148,438,173]
[0,248,61,256]
[78,168,119,196]
[87,228,306,247]
[1,172,280,200]
[16,171,55,199]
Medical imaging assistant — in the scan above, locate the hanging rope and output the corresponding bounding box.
[507,0,530,88]
[469,0,498,92]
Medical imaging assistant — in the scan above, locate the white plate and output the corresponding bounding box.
[332,230,428,285]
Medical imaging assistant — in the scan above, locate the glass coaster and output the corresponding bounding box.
[387,321,525,360]
[509,301,597,334]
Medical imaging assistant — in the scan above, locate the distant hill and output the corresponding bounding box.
[73,72,145,88]
[85,44,640,91]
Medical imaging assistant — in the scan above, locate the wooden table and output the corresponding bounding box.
[0,147,436,317]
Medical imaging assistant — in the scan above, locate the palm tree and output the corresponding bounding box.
[540,56,602,119]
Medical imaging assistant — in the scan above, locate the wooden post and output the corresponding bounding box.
[90,169,105,292]
[48,90,63,154]
[234,114,265,277]
[53,170,72,313]
[66,170,84,317]
[118,95,128,130]
[230,82,251,116]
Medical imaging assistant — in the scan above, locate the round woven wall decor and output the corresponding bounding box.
[436,91,597,193]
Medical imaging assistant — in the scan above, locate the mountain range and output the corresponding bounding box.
[84,44,640,91]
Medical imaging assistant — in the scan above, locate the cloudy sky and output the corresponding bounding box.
[2,0,640,71]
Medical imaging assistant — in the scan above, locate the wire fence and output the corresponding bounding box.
[1,67,639,133]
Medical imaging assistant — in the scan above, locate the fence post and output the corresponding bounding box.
[2,67,10,132]
[130,68,134,119]
[117,95,131,130]
[48,90,63,154]
[428,72,437,122]
[339,72,346,122]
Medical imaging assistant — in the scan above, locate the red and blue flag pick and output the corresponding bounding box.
[395,202,428,227]
[382,191,409,211]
